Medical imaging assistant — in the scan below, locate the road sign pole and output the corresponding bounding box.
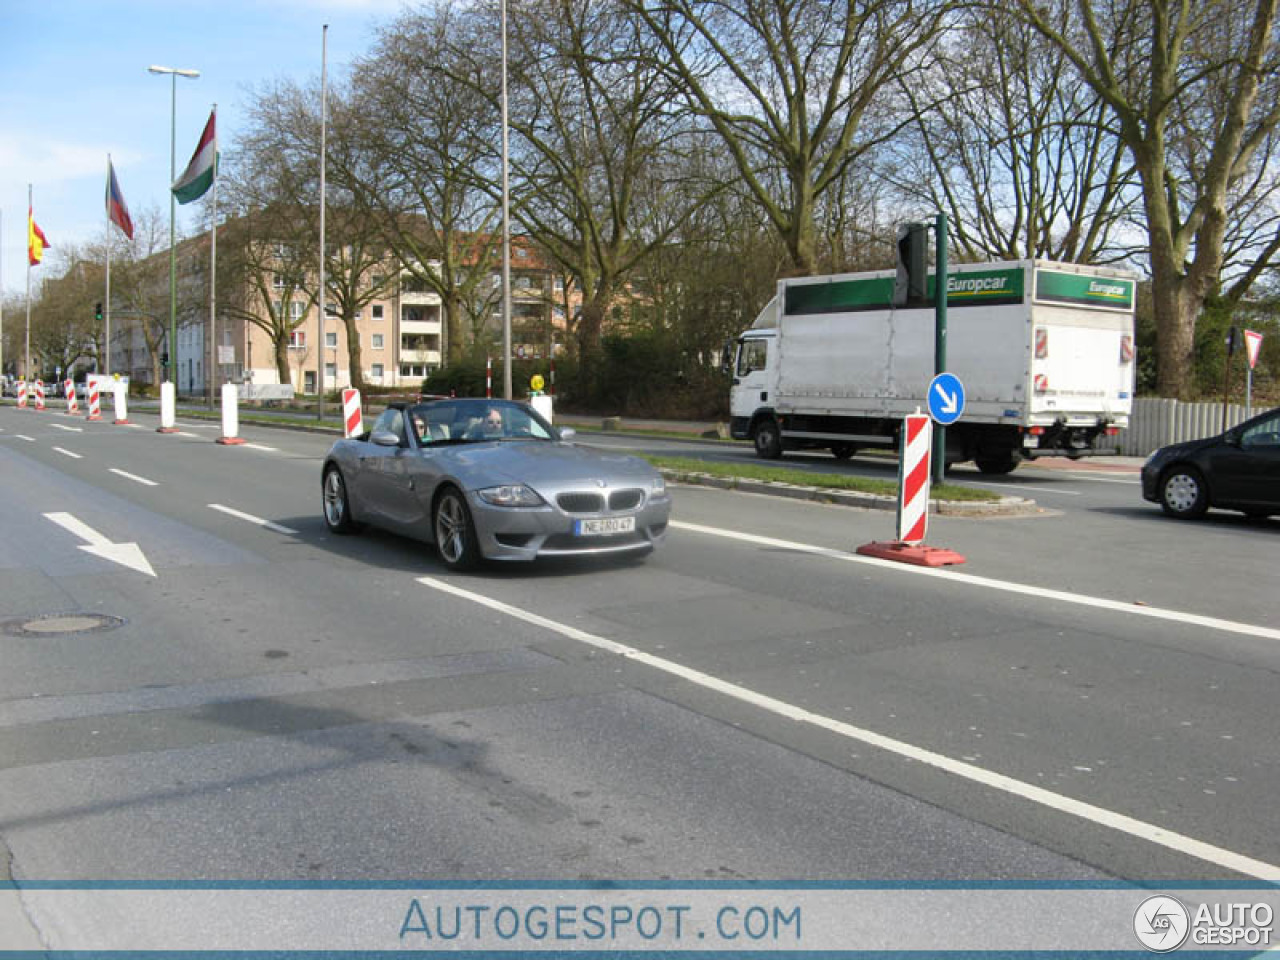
[933,213,948,486]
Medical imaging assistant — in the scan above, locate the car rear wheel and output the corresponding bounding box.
[322,466,355,534]
[830,443,857,460]
[975,456,1018,475]
[1160,465,1209,519]
[434,487,481,570]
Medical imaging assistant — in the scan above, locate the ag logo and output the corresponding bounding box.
[1134,895,1190,952]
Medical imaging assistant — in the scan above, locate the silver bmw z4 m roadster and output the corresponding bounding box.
[321,398,671,569]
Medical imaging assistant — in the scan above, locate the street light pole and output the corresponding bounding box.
[148,64,199,393]
[500,0,513,400]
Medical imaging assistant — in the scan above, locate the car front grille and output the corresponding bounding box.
[556,489,646,514]
[557,492,605,514]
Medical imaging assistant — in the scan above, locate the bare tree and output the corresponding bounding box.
[629,0,953,275]
[890,8,1138,263]
[1008,0,1280,397]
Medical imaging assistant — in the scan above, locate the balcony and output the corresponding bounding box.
[399,348,441,365]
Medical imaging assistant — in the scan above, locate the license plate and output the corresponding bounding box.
[574,516,636,537]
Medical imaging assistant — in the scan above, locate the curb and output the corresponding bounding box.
[659,469,1038,517]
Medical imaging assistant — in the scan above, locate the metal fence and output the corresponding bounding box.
[1119,397,1264,456]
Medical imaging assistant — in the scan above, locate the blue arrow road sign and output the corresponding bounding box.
[928,372,966,425]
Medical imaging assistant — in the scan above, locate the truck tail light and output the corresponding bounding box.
[1106,426,1120,436]
[1120,335,1134,363]
[1035,327,1048,359]
[1027,426,1045,436]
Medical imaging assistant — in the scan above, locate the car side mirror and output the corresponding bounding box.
[370,430,401,447]
[558,427,577,441]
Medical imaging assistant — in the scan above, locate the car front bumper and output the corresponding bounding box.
[466,492,671,562]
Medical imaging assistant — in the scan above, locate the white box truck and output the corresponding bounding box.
[728,260,1137,473]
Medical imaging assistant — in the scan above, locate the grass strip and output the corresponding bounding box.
[642,455,1002,502]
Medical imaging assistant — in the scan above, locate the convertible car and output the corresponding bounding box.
[321,398,671,569]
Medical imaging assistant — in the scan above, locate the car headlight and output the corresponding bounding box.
[651,475,667,497]
[476,484,544,507]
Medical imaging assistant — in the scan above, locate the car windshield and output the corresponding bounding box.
[408,399,558,446]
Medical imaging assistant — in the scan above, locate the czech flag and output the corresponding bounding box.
[106,159,134,239]
[28,205,50,266]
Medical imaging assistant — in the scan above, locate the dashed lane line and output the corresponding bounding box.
[417,574,1280,883]
[207,503,298,535]
[109,468,159,487]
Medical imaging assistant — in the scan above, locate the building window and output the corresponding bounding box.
[325,332,337,348]
[372,304,384,321]
[273,273,285,289]
[289,330,306,349]
[371,363,384,378]
[325,363,337,379]
[372,334,384,350]
[290,301,306,320]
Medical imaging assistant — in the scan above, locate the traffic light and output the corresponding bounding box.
[95,302,103,322]
[894,223,929,307]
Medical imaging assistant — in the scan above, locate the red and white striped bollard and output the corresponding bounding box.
[64,379,79,414]
[34,380,45,411]
[86,380,102,421]
[342,388,363,438]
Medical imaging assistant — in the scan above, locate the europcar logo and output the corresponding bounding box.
[1134,896,1190,952]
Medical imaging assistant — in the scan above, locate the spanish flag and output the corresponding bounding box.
[28,205,50,266]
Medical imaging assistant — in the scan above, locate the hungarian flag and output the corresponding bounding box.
[106,159,135,239]
[28,205,50,266]
[173,108,217,205]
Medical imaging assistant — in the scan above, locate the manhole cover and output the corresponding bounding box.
[1,613,126,637]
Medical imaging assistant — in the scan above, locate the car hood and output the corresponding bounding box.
[1149,434,1221,462]
[435,441,658,490]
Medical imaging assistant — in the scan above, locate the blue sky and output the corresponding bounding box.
[0,0,403,301]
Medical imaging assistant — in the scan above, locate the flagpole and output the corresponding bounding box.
[317,24,328,423]
[105,156,113,377]
[25,185,32,382]
[208,104,218,410]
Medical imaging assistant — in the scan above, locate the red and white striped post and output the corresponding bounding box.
[16,381,28,408]
[34,380,46,411]
[342,388,363,438]
[486,356,492,398]
[64,379,79,415]
[856,412,965,567]
[86,380,102,421]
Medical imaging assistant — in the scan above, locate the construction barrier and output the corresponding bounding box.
[86,381,102,421]
[34,380,45,411]
[157,382,178,433]
[342,388,363,438]
[64,380,79,415]
[856,413,965,568]
[216,382,245,445]
[112,382,130,425]
[16,381,27,408]
[530,394,554,424]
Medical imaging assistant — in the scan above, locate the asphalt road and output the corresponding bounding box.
[1,404,1277,898]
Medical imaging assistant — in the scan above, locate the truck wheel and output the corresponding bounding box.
[975,456,1018,475]
[830,443,858,460]
[1160,466,1209,519]
[752,418,783,459]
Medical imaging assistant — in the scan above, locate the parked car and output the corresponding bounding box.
[1141,405,1280,519]
[321,398,671,569]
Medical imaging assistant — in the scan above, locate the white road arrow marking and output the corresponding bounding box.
[933,382,959,415]
[43,512,157,577]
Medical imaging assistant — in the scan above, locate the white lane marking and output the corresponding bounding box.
[109,468,159,487]
[417,574,1280,882]
[51,423,83,433]
[207,503,297,535]
[175,431,202,439]
[52,447,83,459]
[1063,473,1140,485]
[15,435,35,442]
[672,520,1280,642]
[43,511,156,577]
[244,443,278,452]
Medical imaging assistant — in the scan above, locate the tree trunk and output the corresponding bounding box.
[344,315,366,393]
[275,336,290,386]
[444,291,465,366]
[575,296,608,399]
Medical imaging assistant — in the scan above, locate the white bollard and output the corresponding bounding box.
[216,382,245,445]
[112,382,130,424]
[158,381,178,433]
[530,394,554,425]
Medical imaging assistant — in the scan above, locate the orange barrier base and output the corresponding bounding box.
[216,436,246,445]
[855,541,967,567]
[156,427,180,434]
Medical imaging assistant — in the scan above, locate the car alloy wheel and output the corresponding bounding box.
[434,488,480,570]
[323,467,354,534]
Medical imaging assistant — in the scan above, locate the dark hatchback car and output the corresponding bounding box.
[1141,405,1280,519]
